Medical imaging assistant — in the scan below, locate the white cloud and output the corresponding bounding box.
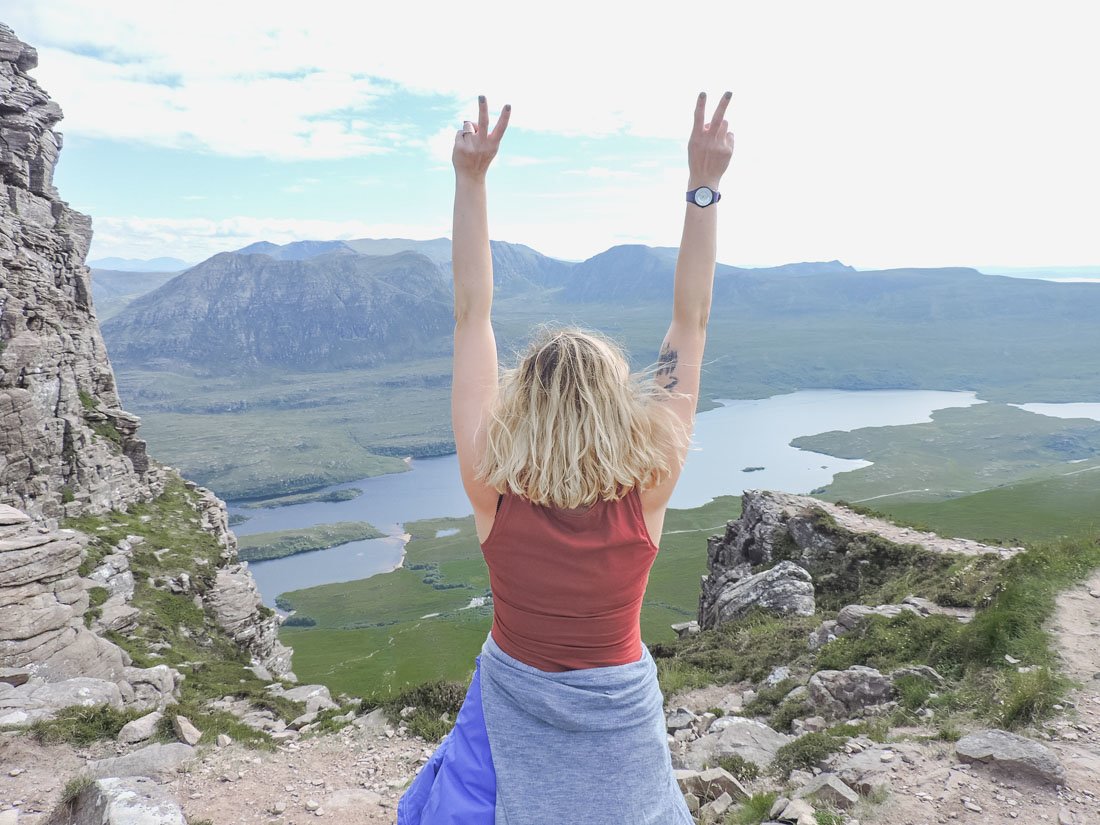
[88,215,452,261]
[6,0,1098,264]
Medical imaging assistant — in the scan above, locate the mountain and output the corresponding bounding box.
[558,244,1100,322]
[345,236,454,265]
[102,250,454,371]
[347,237,575,291]
[87,255,192,271]
[234,239,356,260]
[561,245,857,302]
[90,268,180,319]
[259,236,574,292]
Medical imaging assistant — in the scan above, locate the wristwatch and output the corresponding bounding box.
[687,186,720,207]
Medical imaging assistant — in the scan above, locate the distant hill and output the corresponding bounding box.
[234,240,356,260]
[88,256,191,272]
[347,235,576,294]
[102,250,453,371]
[561,245,856,302]
[272,237,573,293]
[90,269,181,320]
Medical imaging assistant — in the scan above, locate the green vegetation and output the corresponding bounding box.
[60,474,309,747]
[729,792,780,825]
[717,754,760,783]
[773,506,1010,612]
[800,402,1100,511]
[881,466,1100,544]
[770,731,847,776]
[651,608,820,699]
[236,521,384,561]
[239,487,364,509]
[364,679,469,742]
[59,773,95,807]
[805,530,1100,729]
[28,703,156,746]
[114,359,443,499]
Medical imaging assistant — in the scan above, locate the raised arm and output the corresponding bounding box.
[644,91,734,508]
[451,96,511,519]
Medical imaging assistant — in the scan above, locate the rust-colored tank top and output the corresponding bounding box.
[479,486,659,672]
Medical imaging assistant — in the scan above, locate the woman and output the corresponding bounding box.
[398,90,733,825]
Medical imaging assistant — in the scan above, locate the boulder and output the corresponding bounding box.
[43,775,186,825]
[666,707,698,733]
[955,729,1067,785]
[679,716,793,771]
[117,710,163,744]
[275,683,338,713]
[807,666,895,719]
[776,797,818,825]
[699,561,815,629]
[674,767,749,803]
[171,714,202,745]
[84,742,198,784]
[697,791,733,823]
[792,772,860,809]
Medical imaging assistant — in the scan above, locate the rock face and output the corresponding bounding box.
[0,23,162,523]
[43,775,188,825]
[699,490,1017,629]
[698,560,816,628]
[0,503,184,725]
[186,480,296,680]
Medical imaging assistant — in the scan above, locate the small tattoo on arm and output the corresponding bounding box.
[656,344,679,390]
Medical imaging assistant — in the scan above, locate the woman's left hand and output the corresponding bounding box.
[453,95,511,181]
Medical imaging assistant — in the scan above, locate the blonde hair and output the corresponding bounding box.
[475,325,691,508]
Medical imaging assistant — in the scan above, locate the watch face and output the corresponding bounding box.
[694,187,713,206]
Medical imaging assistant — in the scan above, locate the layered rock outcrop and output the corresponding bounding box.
[0,22,161,524]
[0,504,184,726]
[698,490,1019,629]
[185,479,295,679]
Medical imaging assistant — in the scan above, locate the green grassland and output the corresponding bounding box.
[875,465,1100,545]
[237,521,384,561]
[797,402,1100,505]
[278,496,741,697]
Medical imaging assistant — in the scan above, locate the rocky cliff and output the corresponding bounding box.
[0,23,159,523]
[0,21,294,733]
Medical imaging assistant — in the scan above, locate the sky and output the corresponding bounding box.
[5,0,1099,269]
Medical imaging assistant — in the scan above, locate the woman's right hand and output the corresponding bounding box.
[453,95,511,182]
[688,91,734,189]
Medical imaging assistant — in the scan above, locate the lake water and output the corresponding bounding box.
[232,388,984,607]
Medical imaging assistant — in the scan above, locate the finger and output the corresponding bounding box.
[491,103,511,141]
[709,90,732,131]
[693,92,706,134]
[478,95,489,136]
[717,118,729,137]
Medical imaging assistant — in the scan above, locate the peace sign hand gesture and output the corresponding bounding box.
[688,91,734,189]
[453,95,511,182]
